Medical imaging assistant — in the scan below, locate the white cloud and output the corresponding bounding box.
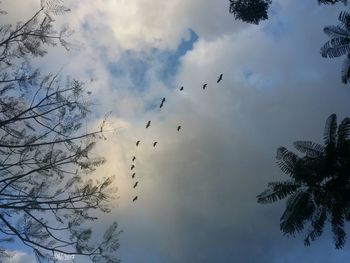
[63,0,240,53]
[3,251,36,263]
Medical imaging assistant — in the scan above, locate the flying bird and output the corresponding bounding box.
[177,125,181,131]
[217,74,223,83]
[202,84,207,90]
[159,97,166,108]
[153,141,158,147]
[132,156,136,162]
[133,182,138,188]
[180,86,184,91]
[87,91,92,95]
[146,120,151,128]
[131,164,135,170]
[132,173,135,178]
[132,196,138,202]
[136,140,140,146]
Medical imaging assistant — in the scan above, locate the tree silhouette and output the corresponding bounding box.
[318,0,348,4]
[257,114,350,249]
[0,1,121,262]
[229,1,350,83]
[321,11,350,84]
[229,0,272,24]
[228,0,347,24]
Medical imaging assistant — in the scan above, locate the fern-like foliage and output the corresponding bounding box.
[256,181,300,204]
[318,0,348,4]
[321,11,350,83]
[331,206,346,249]
[324,113,337,146]
[321,36,350,58]
[304,208,327,246]
[280,191,314,235]
[337,117,350,145]
[323,25,350,41]
[338,10,350,30]
[293,141,325,157]
[276,147,300,176]
[341,53,350,83]
[257,114,350,249]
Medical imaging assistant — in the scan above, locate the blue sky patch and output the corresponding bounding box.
[107,29,198,93]
[159,29,199,85]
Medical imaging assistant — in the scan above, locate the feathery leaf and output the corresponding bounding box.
[257,181,300,204]
[276,147,300,176]
[324,114,337,146]
[341,53,350,83]
[337,117,350,144]
[293,141,325,157]
[280,191,314,235]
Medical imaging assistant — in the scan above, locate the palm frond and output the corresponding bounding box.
[321,37,350,58]
[299,156,322,175]
[319,0,348,4]
[331,209,346,249]
[256,181,300,204]
[345,207,350,220]
[324,114,337,146]
[337,117,350,145]
[276,147,300,176]
[341,53,350,83]
[339,11,350,31]
[323,25,350,39]
[304,208,327,246]
[293,141,325,157]
[280,191,314,235]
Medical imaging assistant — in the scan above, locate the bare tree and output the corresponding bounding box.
[0,1,121,262]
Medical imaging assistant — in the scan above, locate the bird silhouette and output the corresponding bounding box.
[202,84,207,90]
[136,140,140,146]
[177,125,181,131]
[132,173,135,178]
[132,156,136,162]
[131,164,135,170]
[133,181,138,188]
[153,141,158,147]
[180,86,184,91]
[159,97,166,108]
[133,196,138,202]
[146,120,151,128]
[217,74,223,83]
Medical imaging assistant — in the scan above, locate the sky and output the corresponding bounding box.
[2,0,350,262]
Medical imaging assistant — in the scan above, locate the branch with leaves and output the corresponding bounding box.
[257,114,350,249]
[228,0,348,25]
[0,1,121,262]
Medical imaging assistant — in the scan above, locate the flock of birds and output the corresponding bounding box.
[130,73,223,202]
